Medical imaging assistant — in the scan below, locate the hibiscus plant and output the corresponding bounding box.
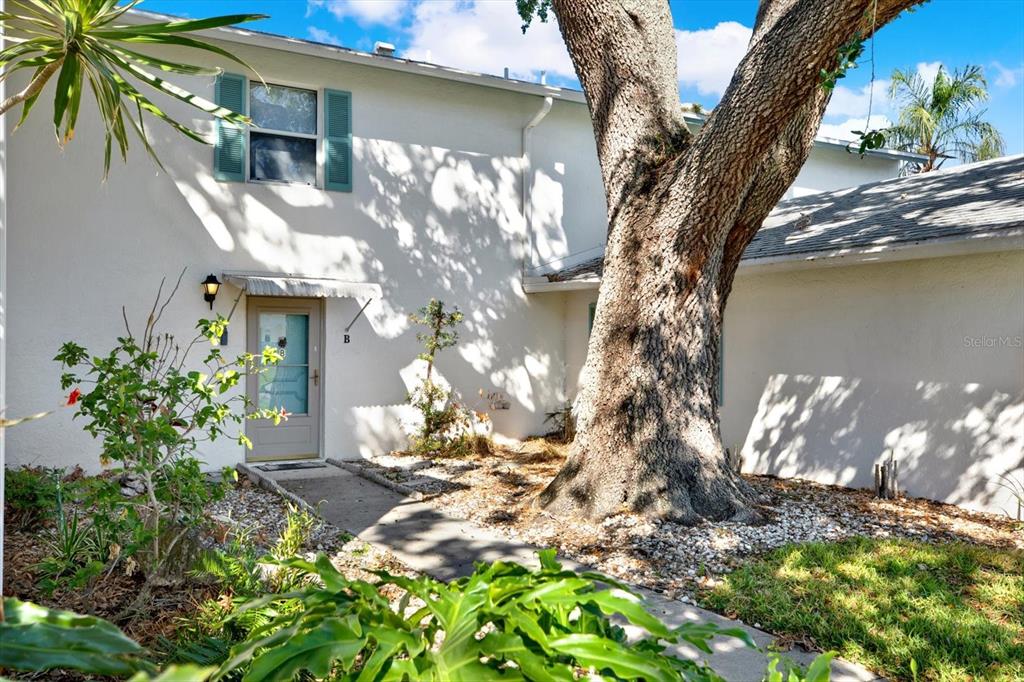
[54,271,284,579]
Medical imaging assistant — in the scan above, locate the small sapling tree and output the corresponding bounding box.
[407,298,473,456]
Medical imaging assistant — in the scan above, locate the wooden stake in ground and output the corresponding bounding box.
[874,454,900,500]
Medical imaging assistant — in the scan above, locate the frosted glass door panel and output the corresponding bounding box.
[258,313,310,414]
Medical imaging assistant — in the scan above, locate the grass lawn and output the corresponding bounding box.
[700,537,1023,681]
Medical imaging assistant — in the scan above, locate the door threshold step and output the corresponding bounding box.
[256,461,327,472]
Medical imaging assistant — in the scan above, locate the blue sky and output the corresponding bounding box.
[144,0,1024,154]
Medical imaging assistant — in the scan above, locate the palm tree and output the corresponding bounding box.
[886,64,1005,173]
[0,0,265,175]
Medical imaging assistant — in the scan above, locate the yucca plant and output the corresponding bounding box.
[0,0,265,175]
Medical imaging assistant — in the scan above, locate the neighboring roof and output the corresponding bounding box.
[129,9,925,163]
[537,155,1024,287]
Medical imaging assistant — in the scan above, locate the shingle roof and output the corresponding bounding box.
[544,155,1024,282]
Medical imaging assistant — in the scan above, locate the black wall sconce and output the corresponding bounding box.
[202,274,221,310]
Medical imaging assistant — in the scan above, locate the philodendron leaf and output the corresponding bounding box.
[215,552,750,681]
[129,664,217,681]
[0,598,154,676]
[547,633,680,681]
[802,652,837,682]
[244,615,367,681]
[675,622,756,654]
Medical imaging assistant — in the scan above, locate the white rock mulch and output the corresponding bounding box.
[351,448,1022,602]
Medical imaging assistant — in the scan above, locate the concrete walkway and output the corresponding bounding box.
[240,461,881,682]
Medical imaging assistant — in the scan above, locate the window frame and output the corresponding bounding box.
[246,79,325,188]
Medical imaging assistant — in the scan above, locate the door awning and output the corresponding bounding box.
[223,273,381,300]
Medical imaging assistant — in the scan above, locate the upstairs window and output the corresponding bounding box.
[214,73,352,192]
[249,83,318,185]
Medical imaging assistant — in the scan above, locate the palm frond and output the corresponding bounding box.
[887,62,1004,167]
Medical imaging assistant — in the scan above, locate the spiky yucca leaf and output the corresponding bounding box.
[0,0,266,176]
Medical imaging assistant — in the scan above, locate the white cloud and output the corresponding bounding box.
[818,114,892,142]
[824,60,949,124]
[675,22,751,97]
[307,26,342,46]
[308,0,407,26]
[403,6,755,96]
[991,61,1024,88]
[916,60,943,84]
[825,79,891,119]
[403,1,574,81]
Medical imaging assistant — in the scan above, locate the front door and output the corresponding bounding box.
[246,297,321,461]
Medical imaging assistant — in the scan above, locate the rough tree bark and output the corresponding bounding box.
[536,0,923,523]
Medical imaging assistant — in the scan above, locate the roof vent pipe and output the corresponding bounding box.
[373,41,396,57]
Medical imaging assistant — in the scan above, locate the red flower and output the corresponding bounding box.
[66,388,81,406]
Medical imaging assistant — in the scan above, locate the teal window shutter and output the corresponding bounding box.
[587,302,596,336]
[324,89,353,192]
[214,72,246,182]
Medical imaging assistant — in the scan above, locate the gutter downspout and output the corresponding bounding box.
[1,0,8,592]
[521,96,553,279]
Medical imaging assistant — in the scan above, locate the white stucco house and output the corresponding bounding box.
[1,13,1021,515]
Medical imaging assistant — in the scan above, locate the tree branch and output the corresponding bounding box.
[716,85,831,314]
[551,0,689,202]
[685,0,924,238]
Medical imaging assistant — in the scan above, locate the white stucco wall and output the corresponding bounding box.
[4,39,574,471]
[723,250,1024,515]
[530,105,607,273]
[786,145,901,198]
[561,251,1024,515]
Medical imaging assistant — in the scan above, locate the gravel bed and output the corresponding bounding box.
[354,444,1022,602]
[207,480,344,551]
[207,476,416,584]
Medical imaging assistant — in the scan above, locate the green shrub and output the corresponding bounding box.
[272,503,318,560]
[3,556,835,682]
[193,529,267,599]
[36,511,105,595]
[174,503,322,662]
[267,503,318,592]
[54,273,284,578]
[4,466,61,530]
[214,549,755,681]
[33,476,109,595]
[193,503,318,599]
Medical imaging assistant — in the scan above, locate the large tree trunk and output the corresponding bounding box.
[538,175,751,522]
[537,0,923,522]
